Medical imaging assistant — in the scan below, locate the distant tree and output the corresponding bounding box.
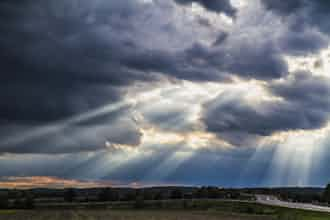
[64,188,76,203]
[154,200,163,208]
[13,198,24,209]
[227,190,240,199]
[182,199,189,209]
[154,192,163,200]
[134,195,145,209]
[170,189,183,199]
[135,189,142,198]
[98,188,118,202]
[143,190,153,200]
[24,194,35,209]
[123,192,136,201]
[0,194,9,209]
[323,183,330,203]
[195,187,208,199]
[207,187,220,199]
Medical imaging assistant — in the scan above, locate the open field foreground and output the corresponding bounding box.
[0,210,273,220]
[1,202,330,220]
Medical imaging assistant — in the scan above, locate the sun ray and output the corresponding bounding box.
[0,100,131,148]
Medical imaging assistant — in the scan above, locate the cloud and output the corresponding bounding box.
[0,0,330,187]
[183,38,288,81]
[0,0,159,124]
[174,0,237,17]
[0,105,142,154]
[261,0,330,16]
[202,72,330,144]
[261,0,330,34]
[261,0,304,15]
[0,0,327,126]
[270,71,330,110]
[0,176,115,189]
[277,27,328,56]
[0,125,141,155]
[258,0,329,57]
[0,85,123,123]
[0,0,295,126]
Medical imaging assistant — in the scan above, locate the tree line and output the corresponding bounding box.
[0,191,34,209]
[64,186,243,203]
[1,184,330,209]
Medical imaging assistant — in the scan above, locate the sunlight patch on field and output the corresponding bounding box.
[0,210,16,214]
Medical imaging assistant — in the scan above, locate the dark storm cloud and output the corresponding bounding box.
[261,0,304,15]
[0,0,168,152]
[0,0,289,124]
[0,0,159,123]
[0,84,122,123]
[120,37,286,82]
[259,0,329,56]
[261,0,330,16]
[0,0,271,155]
[0,0,149,151]
[1,0,330,188]
[141,108,197,132]
[270,72,330,108]
[0,105,142,154]
[0,0,293,126]
[202,72,330,144]
[0,124,141,154]
[184,41,288,80]
[174,0,237,17]
[261,0,330,33]
[277,28,328,56]
[0,0,328,157]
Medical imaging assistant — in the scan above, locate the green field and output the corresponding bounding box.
[0,210,273,220]
[1,201,330,220]
[0,209,328,220]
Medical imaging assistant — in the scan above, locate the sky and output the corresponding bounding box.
[1,0,330,188]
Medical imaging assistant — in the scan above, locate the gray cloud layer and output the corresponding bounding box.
[174,0,237,17]
[203,72,330,144]
[0,0,291,130]
[0,0,329,167]
[0,0,289,126]
[1,0,330,187]
[261,0,330,33]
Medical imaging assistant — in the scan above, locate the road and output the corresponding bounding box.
[256,194,330,213]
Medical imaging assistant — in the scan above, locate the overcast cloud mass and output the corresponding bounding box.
[0,0,330,188]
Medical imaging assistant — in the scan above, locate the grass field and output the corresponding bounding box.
[1,201,330,220]
[0,210,274,220]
